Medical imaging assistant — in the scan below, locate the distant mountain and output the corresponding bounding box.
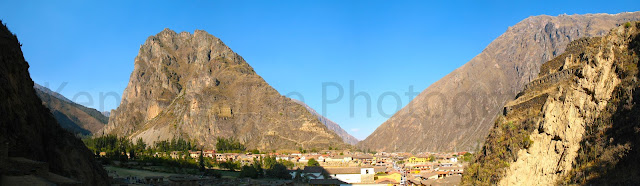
[34,84,108,135]
[101,111,111,117]
[0,20,108,185]
[292,99,359,145]
[463,21,640,185]
[359,12,640,152]
[101,29,346,150]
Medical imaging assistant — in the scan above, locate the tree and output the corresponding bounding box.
[298,147,307,153]
[263,156,277,169]
[266,163,291,180]
[215,137,246,152]
[292,168,304,183]
[280,160,295,169]
[136,138,146,152]
[199,149,205,171]
[128,148,136,160]
[462,152,473,162]
[307,158,320,167]
[253,158,264,178]
[429,154,436,162]
[219,161,240,171]
[239,165,259,178]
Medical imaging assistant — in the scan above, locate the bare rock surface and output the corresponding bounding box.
[101,29,346,150]
[292,99,359,145]
[360,12,640,152]
[463,21,640,185]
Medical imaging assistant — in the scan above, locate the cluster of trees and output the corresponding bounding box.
[83,135,204,167]
[307,158,320,166]
[83,135,300,180]
[238,156,294,180]
[82,135,139,162]
[215,137,246,153]
[153,138,199,152]
[83,135,200,158]
[460,152,473,162]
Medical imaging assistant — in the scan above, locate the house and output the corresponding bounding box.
[375,177,399,184]
[215,153,225,162]
[420,172,439,180]
[189,150,202,159]
[216,153,237,162]
[438,166,464,175]
[153,152,167,157]
[376,171,402,184]
[407,156,428,164]
[238,154,255,164]
[276,156,291,161]
[436,171,451,178]
[449,157,458,163]
[317,155,328,162]
[353,155,373,164]
[170,151,182,159]
[372,156,391,166]
[325,167,375,184]
[203,150,215,158]
[412,164,433,171]
[323,155,350,163]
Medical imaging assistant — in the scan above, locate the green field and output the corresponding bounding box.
[105,166,182,178]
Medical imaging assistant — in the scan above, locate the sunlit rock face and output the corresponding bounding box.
[102,29,346,151]
[359,12,640,153]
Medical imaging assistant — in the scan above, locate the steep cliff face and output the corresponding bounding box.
[463,22,640,185]
[0,21,108,185]
[292,99,359,145]
[35,84,108,135]
[102,29,346,150]
[360,12,640,152]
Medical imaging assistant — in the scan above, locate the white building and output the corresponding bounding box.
[325,167,375,184]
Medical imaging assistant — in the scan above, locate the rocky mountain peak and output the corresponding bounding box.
[359,12,640,153]
[102,28,346,150]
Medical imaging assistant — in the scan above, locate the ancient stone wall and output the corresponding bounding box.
[523,68,580,91]
[504,93,550,115]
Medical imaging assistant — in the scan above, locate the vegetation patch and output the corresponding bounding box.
[462,116,535,185]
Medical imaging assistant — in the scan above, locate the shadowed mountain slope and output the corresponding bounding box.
[0,21,108,185]
[34,84,108,135]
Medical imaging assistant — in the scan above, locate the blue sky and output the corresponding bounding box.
[1,0,637,140]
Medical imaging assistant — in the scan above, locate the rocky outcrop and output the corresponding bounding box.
[35,83,108,135]
[292,99,359,145]
[360,12,640,152]
[0,21,108,185]
[101,29,346,150]
[463,22,640,185]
